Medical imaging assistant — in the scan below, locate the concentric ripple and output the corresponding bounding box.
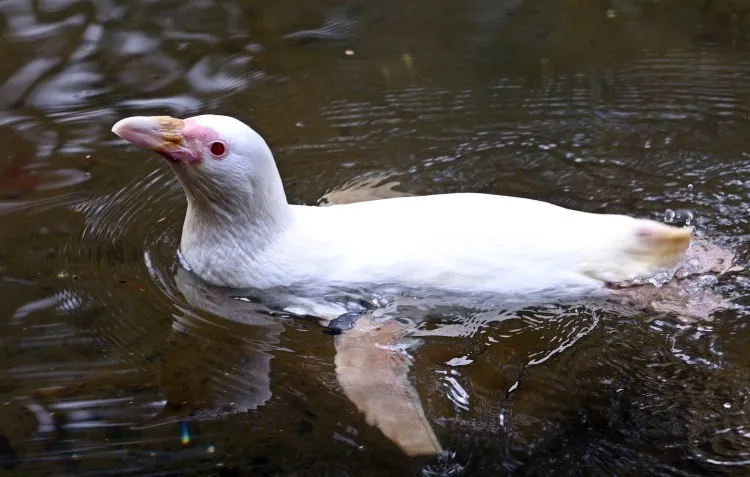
[1,0,750,475]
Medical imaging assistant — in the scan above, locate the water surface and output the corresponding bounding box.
[2,0,750,475]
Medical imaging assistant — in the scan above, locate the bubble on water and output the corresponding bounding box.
[664,208,695,227]
[682,210,695,226]
[679,210,695,225]
[665,209,676,223]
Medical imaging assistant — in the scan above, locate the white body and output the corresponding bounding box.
[112,114,691,301]
[111,114,694,458]
[180,192,678,298]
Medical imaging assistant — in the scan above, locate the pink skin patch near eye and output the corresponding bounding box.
[183,119,225,161]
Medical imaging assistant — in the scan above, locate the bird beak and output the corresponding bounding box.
[112,116,195,163]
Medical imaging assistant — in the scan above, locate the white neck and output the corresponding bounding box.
[176,163,293,275]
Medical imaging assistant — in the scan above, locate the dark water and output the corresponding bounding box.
[2,0,750,474]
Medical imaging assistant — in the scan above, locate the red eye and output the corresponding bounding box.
[209,141,226,157]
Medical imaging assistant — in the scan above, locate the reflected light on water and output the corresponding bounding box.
[0,0,750,475]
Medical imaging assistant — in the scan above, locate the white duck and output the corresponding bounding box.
[112,114,691,300]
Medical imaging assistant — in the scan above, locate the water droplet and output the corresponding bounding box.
[665,209,695,227]
[606,8,616,18]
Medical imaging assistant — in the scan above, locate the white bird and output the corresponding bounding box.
[111,114,692,301]
[112,113,693,457]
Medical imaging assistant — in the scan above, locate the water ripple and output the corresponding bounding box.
[1,0,750,474]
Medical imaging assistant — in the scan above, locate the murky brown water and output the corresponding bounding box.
[2,0,750,474]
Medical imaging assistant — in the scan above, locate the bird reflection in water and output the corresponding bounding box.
[163,266,441,456]
[155,267,284,420]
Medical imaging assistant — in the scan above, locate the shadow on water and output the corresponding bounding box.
[2,0,750,474]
